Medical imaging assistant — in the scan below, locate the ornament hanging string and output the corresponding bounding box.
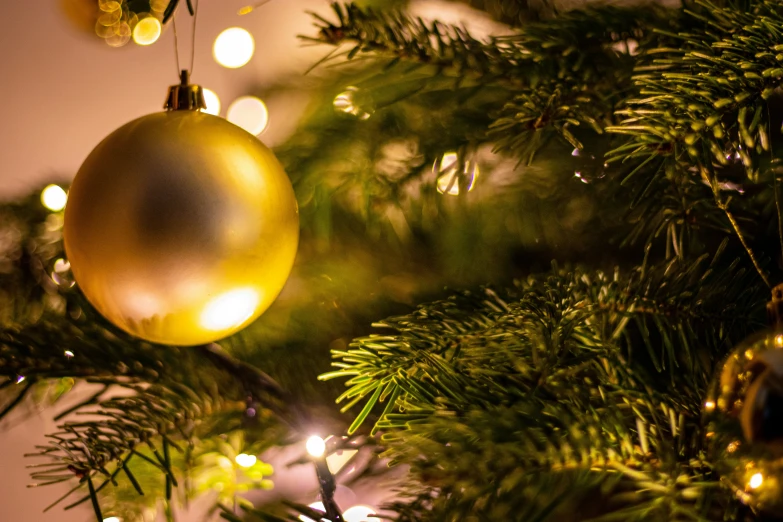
[172,0,201,77]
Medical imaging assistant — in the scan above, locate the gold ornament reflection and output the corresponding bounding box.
[64,111,299,346]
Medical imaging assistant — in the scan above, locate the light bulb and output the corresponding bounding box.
[235,453,257,468]
[226,96,269,135]
[133,17,161,46]
[306,435,326,457]
[41,184,68,211]
[214,27,255,68]
[202,88,221,116]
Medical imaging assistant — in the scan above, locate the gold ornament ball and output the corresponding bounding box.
[704,329,783,515]
[64,110,299,346]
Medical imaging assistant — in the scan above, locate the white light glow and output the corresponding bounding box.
[343,505,379,522]
[750,472,764,489]
[235,453,257,468]
[306,435,326,458]
[214,27,255,68]
[41,184,68,211]
[133,17,161,46]
[202,88,221,116]
[299,502,326,522]
[435,152,478,196]
[103,518,121,522]
[227,96,269,135]
[200,288,259,331]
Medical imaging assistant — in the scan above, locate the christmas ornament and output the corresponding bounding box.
[64,71,299,346]
[571,147,607,184]
[433,151,479,196]
[704,286,783,515]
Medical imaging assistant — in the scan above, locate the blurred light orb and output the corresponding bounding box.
[133,17,161,46]
[343,505,380,522]
[306,435,326,457]
[103,518,121,522]
[235,453,257,468]
[52,258,76,288]
[227,96,269,135]
[299,502,326,522]
[434,152,479,196]
[214,27,255,68]
[41,184,68,211]
[333,87,373,120]
[750,472,764,489]
[202,88,221,116]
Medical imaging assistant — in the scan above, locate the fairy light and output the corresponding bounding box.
[343,505,380,522]
[133,17,162,46]
[299,502,325,522]
[213,27,255,68]
[202,88,221,116]
[16,375,25,384]
[703,400,715,412]
[306,435,326,457]
[64,350,75,359]
[41,185,68,211]
[226,96,269,135]
[235,453,257,468]
[103,518,121,522]
[750,472,764,489]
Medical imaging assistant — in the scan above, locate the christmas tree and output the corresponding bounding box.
[6,0,783,520]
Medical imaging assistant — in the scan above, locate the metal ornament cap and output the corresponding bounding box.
[164,70,207,111]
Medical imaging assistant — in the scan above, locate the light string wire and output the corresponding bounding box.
[172,0,200,77]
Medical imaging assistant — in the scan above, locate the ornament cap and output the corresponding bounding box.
[164,70,207,111]
[768,284,783,327]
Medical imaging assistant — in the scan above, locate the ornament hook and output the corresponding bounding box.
[164,70,207,111]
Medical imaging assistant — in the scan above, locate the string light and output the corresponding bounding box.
[306,435,326,457]
[750,472,764,489]
[202,88,221,116]
[103,518,121,522]
[133,17,162,46]
[16,375,25,384]
[64,350,75,359]
[213,27,255,68]
[41,185,68,212]
[704,400,715,412]
[343,505,380,522]
[235,453,257,468]
[227,96,269,135]
[299,502,326,522]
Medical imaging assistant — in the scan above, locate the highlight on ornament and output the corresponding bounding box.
[227,96,269,135]
[306,435,326,457]
[132,16,162,46]
[41,184,68,211]
[434,152,479,196]
[200,288,260,331]
[235,453,257,468]
[202,88,221,116]
[213,27,255,68]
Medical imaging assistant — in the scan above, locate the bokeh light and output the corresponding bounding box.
[750,472,764,489]
[227,96,269,135]
[434,152,479,196]
[306,435,326,457]
[343,505,380,522]
[133,17,161,46]
[41,184,68,211]
[103,518,121,522]
[202,88,221,116]
[299,502,325,522]
[235,453,257,468]
[213,27,255,68]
